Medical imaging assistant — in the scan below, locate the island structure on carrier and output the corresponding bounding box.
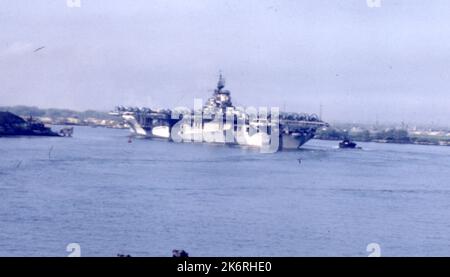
[110,74,328,150]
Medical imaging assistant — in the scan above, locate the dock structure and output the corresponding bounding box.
[59,127,74,137]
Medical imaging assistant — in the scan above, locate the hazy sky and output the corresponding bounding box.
[1,0,449,125]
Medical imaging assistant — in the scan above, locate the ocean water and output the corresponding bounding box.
[0,126,449,257]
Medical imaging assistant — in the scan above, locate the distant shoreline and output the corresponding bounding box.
[314,137,450,147]
[315,126,450,147]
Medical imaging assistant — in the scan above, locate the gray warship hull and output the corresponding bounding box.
[111,75,327,151]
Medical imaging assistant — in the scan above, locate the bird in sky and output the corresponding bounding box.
[33,46,45,52]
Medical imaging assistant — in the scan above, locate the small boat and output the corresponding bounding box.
[339,139,357,149]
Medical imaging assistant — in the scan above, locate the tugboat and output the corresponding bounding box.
[339,139,357,149]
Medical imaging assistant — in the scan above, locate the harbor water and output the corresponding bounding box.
[1,126,449,256]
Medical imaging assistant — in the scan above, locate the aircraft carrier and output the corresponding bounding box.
[110,74,328,151]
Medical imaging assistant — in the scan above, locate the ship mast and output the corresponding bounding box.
[217,72,225,92]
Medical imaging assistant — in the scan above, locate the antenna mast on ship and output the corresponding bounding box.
[217,71,225,92]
